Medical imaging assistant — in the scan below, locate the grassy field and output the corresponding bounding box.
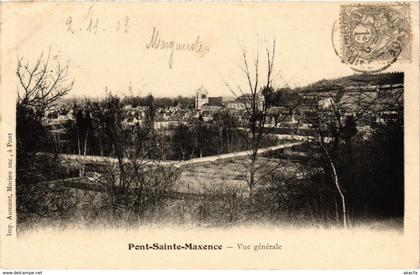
[175,157,305,195]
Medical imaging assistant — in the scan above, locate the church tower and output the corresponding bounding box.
[195,86,208,110]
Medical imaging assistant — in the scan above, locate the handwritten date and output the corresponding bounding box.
[65,16,129,34]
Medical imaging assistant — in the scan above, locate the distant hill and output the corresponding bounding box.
[299,72,404,93]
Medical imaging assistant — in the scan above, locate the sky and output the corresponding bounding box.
[2,2,407,100]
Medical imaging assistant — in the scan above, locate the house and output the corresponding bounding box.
[224,101,245,110]
[237,93,264,110]
[200,104,221,111]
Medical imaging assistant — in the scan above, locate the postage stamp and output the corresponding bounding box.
[336,2,411,72]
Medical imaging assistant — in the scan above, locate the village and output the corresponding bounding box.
[16,68,405,229]
[43,78,404,160]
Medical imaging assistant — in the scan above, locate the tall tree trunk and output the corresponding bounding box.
[334,198,339,223]
[84,132,89,155]
[181,148,185,161]
[227,131,231,153]
[99,136,103,156]
[329,157,347,229]
[77,130,81,155]
[319,138,347,229]
[249,150,257,201]
[190,146,195,159]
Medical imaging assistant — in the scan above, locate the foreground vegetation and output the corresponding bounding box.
[16,48,404,230]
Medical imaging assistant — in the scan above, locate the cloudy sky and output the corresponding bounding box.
[2,2,407,99]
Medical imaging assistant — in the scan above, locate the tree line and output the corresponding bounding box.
[15,47,404,228]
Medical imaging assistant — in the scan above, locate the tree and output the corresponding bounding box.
[172,124,193,160]
[75,108,93,155]
[191,116,206,158]
[16,49,75,222]
[16,49,74,118]
[87,93,179,220]
[299,82,403,228]
[16,49,74,156]
[212,110,241,154]
[225,39,295,199]
[354,112,404,218]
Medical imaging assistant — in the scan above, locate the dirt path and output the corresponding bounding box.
[40,141,303,168]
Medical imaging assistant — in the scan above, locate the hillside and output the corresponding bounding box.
[299,72,404,93]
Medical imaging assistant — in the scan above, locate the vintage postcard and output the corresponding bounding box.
[0,1,419,270]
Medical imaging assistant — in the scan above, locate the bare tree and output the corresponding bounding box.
[16,49,75,223]
[16,49,74,118]
[16,48,74,159]
[225,39,296,199]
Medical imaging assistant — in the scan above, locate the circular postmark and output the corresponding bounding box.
[332,3,411,73]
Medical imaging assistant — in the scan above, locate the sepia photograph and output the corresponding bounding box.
[0,1,418,270]
[15,53,405,231]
